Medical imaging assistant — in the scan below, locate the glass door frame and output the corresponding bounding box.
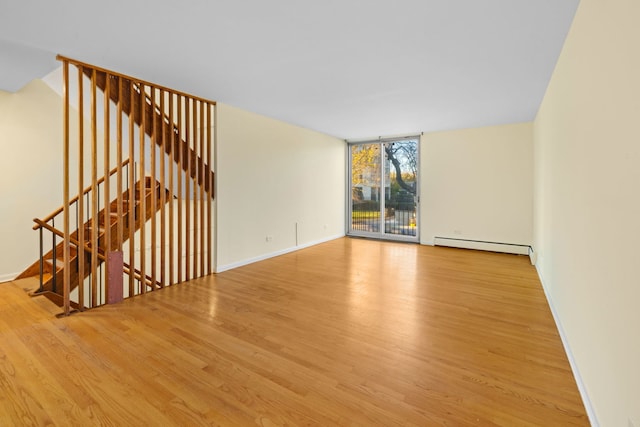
[346,136,420,243]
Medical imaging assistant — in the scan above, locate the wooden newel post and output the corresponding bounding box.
[106,251,124,304]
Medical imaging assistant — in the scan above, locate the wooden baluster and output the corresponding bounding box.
[116,77,124,252]
[199,100,205,278]
[103,73,111,304]
[128,79,135,297]
[138,82,146,294]
[206,102,213,275]
[159,89,166,288]
[90,69,98,308]
[150,86,157,291]
[177,94,183,284]
[77,66,85,311]
[192,99,198,280]
[62,60,71,316]
[168,93,175,286]
[185,98,191,282]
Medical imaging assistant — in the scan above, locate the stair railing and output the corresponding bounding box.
[53,56,215,315]
[87,67,216,285]
[32,160,131,310]
[33,218,156,307]
[34,159,131,228]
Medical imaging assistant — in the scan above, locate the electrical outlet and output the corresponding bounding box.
[265,236,273,242]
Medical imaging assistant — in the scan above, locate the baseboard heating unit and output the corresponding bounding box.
[434,237,531,256]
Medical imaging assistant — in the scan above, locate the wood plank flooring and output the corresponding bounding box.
[0,237,588,426]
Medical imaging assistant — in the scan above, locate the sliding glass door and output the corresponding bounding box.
[348,137,419,241]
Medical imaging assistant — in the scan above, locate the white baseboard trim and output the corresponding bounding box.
[215,234,345,273]
[0,272,19,283]
[434,237,530,255]
[536,265,599,427]
[528,246,537,265]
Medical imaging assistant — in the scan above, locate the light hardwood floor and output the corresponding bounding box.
[0,237,588,426]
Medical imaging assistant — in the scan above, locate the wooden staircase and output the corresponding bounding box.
[84,67,214,196]
[17,177,168,307]
[30,56,216,315]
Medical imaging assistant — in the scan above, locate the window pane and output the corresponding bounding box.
[351,143,381,233]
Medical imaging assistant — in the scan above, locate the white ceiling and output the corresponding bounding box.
[0,0,578,139]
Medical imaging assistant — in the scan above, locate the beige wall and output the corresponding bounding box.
[420,123,533,248]
[0,80,65,280]
[215,103,345,271]
[534,0,640,425]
